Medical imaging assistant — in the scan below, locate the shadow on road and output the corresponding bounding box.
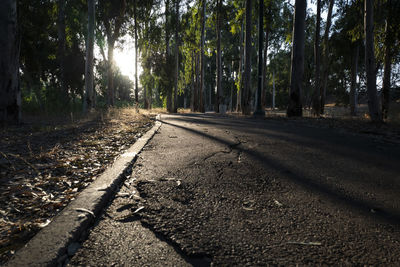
[161,114,400,227]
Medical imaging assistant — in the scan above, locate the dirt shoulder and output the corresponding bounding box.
[0,108,155,265]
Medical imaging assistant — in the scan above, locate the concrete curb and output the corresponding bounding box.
[5,115,162,267]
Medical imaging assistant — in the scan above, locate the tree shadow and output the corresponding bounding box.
[161,115,400,227]
[166,114,400,173]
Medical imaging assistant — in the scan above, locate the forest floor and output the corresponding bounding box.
[0,108,156,265]
[1,105,400,265]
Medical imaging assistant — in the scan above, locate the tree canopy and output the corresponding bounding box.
[1,0,399,123]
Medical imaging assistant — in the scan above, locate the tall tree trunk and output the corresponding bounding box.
[196,53,201,111]
[199,0,206,113]
[262,25,269,109]
[237,21,244,112]
[107,40,115,106]
[242,0,252,115]
[165,0,172,112]
[382,6,393,120]
[312,0,321,116]
[57,0,68,104]
[173,0,179,113]
[216,0,223,113]
[272,70,275,109]
[364,0,382,122]
[103,0,126,108]
[350,44,359,116]
[287,0,306,117]
[134,0,139,105]
[209,64,212,110]
[254,0,265,116]
[0,0,20,124]
[230,61,234,111]
[320,0,334,114]
[149,85,152,109]
[194,53,199,112]
[84,0,95,113]
[191,52,195,111]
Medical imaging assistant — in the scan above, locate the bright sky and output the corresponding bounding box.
[114,34,142,81]
[95,34,142,82]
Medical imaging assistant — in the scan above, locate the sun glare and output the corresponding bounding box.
[113,35,142,82]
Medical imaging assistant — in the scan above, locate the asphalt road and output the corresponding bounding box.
[69,113,400,266]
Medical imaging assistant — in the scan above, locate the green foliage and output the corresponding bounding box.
[15,0,400,117]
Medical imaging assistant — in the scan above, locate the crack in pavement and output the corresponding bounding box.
[203,140,242,162]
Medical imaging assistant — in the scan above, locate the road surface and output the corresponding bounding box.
[69,113,400,266]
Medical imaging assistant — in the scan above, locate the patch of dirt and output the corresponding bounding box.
[0,108,155,264]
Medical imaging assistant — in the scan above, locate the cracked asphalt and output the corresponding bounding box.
[69,113,400,266]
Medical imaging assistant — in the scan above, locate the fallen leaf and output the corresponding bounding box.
[37,219,51,228]
[273,199,283,207]
[133,206,144,213]
[75,208,95,218]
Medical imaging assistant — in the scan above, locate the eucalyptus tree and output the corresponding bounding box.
[199,0,206,113]
[287,0,306,117]
[57,0,68,103]
[350,43,359,116]
[173,0,180,113]
[242,0,252,115]
[254,0,265,116]
[228,0,245,112]
[312,0,321,116]
[215,0,223,113]
[262,0,272,109]
[0,0,20,123]
[262,0,289,109]
[330,0,360,114]
[129,0,158,108]
[181,6,195,110]
[134,0,139,104]
[84,0,95,113]
[165,0,174,112]
[320,0,334,114]
[237,21,244,112]
[381,0,400,120]
[97,0,127,107]
[364,0,381,122]
[137,1,164,109]
[18,0,84,113]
